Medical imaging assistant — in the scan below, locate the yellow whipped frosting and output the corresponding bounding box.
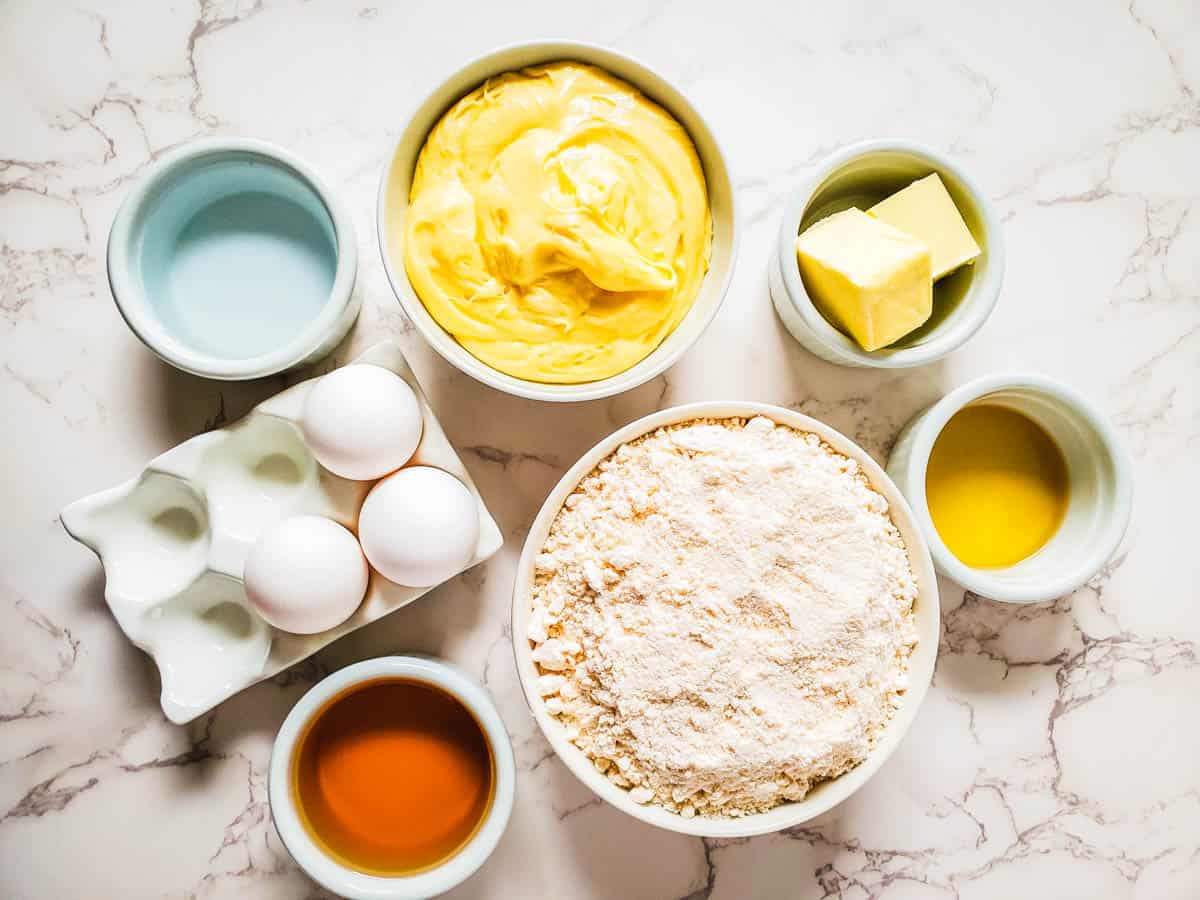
[403,62,712,383]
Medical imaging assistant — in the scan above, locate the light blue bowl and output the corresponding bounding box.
[108,138,359,380]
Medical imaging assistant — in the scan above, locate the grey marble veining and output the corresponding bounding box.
[1,1,1198,898]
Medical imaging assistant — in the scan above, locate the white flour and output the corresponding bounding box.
[528,416,918,817]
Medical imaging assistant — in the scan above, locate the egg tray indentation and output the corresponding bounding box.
[61,342,503,724]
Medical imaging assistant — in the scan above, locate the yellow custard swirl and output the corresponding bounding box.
[403,62,712,383]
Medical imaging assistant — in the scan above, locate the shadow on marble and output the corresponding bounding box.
[144,354,285,445]
[555,795,707,900]
[204,678,306,749]
[63,558,110,617]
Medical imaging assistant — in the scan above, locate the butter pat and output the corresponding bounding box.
[796,208,932,351]
[868,174,980,280]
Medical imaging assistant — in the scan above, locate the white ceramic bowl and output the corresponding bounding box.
[377,41,737,402]
[769,139,1005,368]
[108,137,359,380]
[887,373,1133,603]
[511,401,940,837]
[268,656,516,900]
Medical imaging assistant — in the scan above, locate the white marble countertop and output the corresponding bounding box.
[2,1,1197,898]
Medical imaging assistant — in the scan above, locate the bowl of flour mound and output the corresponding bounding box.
[512,402,939,837]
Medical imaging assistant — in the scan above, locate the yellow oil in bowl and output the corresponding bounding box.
[925,404,1069,569]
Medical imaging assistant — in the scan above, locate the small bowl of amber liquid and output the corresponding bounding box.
[269,656,515,899]
[887,373,1133,603]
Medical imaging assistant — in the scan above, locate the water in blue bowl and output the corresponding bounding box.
[137,155,338,361]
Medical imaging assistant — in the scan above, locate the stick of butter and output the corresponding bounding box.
[868,173,981,280]
[796,208,932,352]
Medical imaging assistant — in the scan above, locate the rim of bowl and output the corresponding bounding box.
[375,39,739,402]
[267,656,516,900]
[510,401,940,837]
[107,136,359,380]
[776,138,1006,368]
[894,372,1133,603]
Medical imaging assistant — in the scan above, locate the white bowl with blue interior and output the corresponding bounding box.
[108,137,359,380]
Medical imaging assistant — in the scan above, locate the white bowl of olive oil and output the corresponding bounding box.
[887,373,1132,604]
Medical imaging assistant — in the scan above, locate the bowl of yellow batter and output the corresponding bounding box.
[378,42,736,401]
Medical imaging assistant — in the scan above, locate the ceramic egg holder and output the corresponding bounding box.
[61,342,503,724]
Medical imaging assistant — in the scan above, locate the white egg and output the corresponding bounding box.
[358,466,480,588]
[244,515,368,634]
[301,364,423,481]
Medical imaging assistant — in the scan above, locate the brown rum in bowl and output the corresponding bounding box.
[291,678,494,875]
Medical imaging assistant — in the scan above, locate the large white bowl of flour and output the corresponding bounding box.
[511,402,939,837]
